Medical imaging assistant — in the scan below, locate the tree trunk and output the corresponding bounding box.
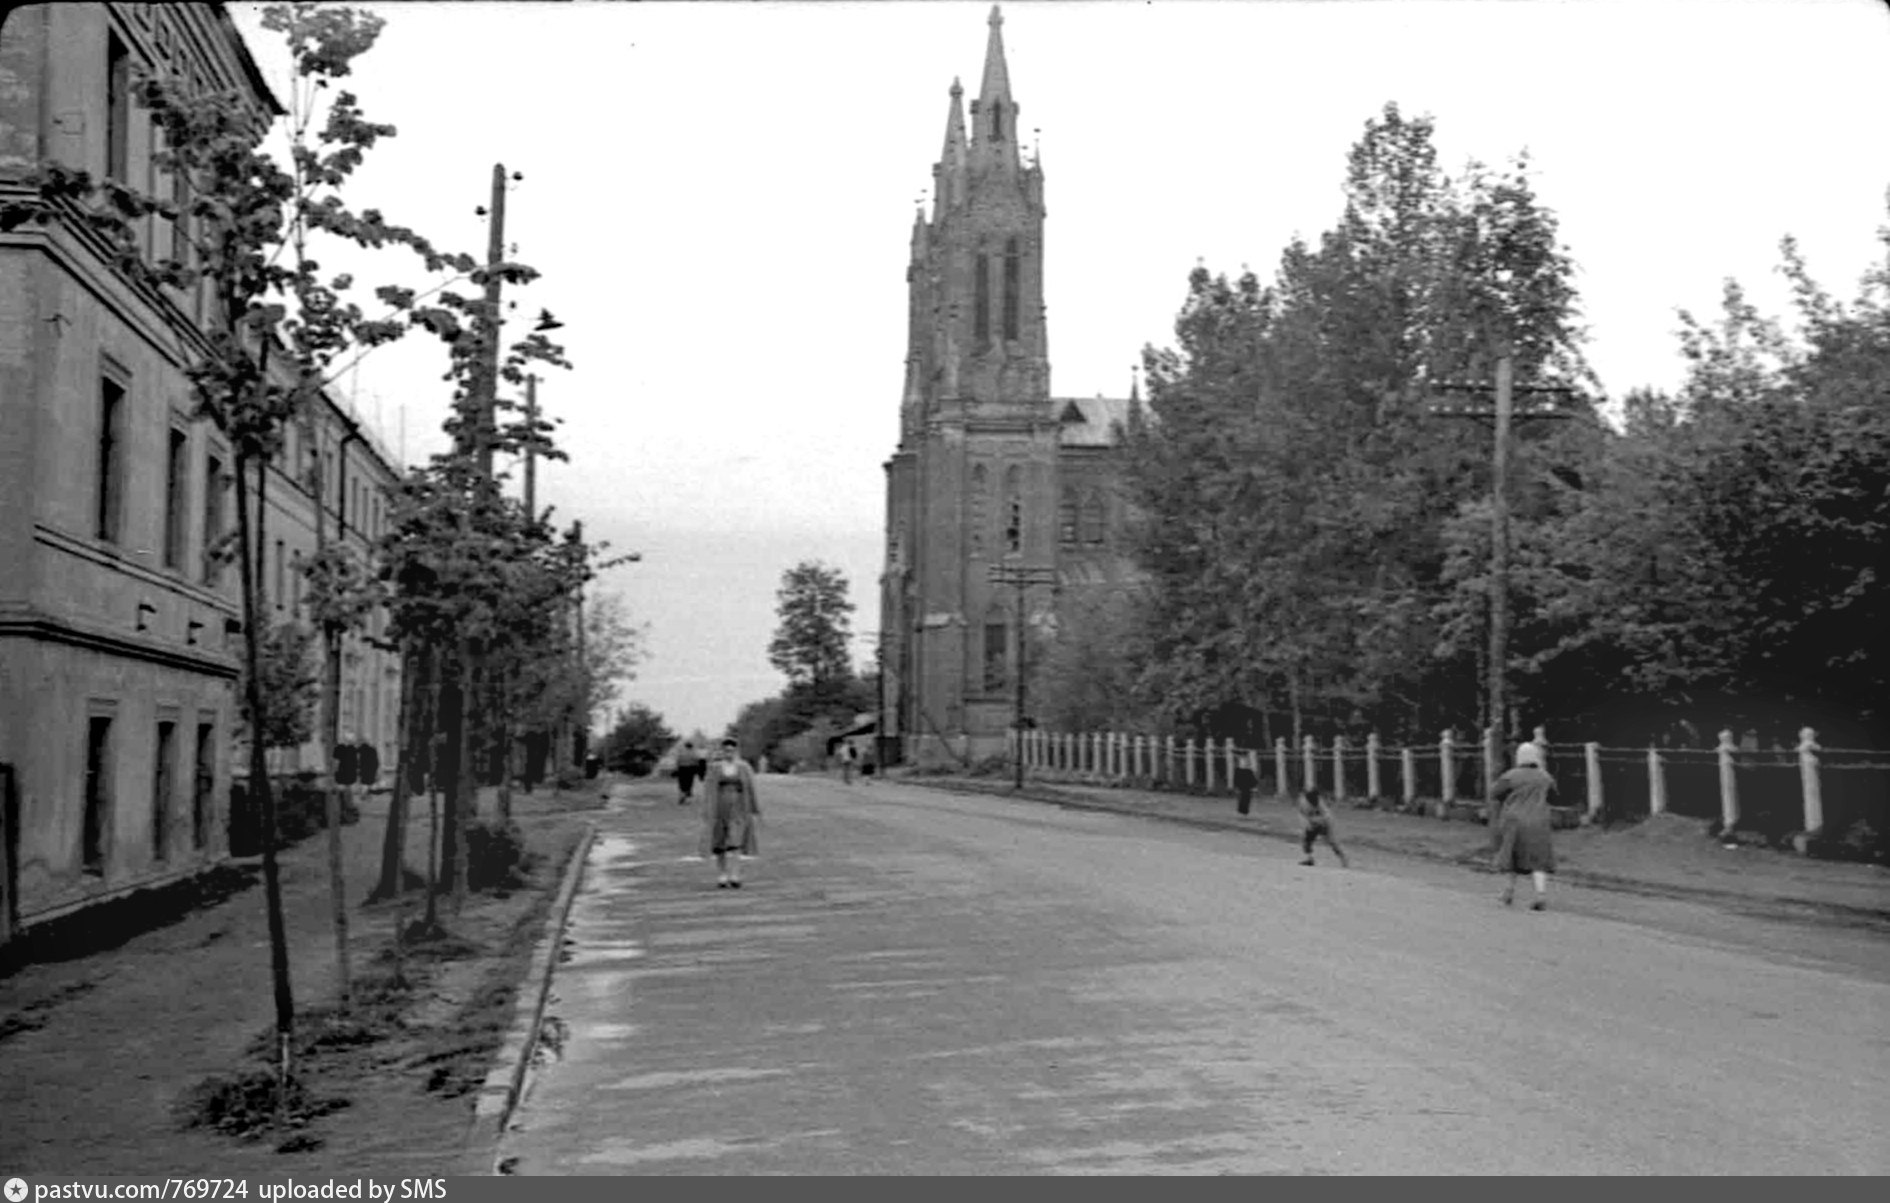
[234,448,295,1087]
[453,647,474,915]
[435,647,461,895]
[424,729,440,931]
[312,435,351,1013]
[375,642,417,900]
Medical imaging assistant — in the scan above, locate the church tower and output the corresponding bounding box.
[883,6,1062,764]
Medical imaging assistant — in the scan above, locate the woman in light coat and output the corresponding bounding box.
[1490,742,1558,909]
[700,738,761,888]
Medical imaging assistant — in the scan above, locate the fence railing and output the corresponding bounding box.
[1008,726,1888,848]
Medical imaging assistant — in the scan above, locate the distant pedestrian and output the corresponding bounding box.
[675,740,704,805]
[1297,787,1348,867]
[840,740,859,785]
[700,738,760,888]
[1491,741,1557,909]
[1233,750,1258,815]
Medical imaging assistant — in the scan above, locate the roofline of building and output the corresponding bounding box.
[213,3,288,117]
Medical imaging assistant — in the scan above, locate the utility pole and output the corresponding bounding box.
[988,562,1057,790]
[1428,349,1576,759]
[474,163,508,480]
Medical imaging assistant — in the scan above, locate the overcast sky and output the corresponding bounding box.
[228,0,1890,739]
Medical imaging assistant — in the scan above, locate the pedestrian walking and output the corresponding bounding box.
[675,739,704,805]
[1491,741,1557,910]
[1297,787,1348,867]
[840,740,859,785]
[700,738,760,889]
[1233,749,1258,815]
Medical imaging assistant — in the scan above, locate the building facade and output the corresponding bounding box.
[880,7,1139,766]
[0,3,401,943]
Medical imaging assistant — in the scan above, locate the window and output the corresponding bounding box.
[169,149,191,265]
[969,464,987,555]
[1080,492,1106,545]
[1003,238,1021,341]
[201,453,225,584]
[83,716,113,875]
[106,32,130,184]
[991,100,1004,143]
[96,374,126,542]
[1003,465,1023,554]
[192,723,214,851]
[164,427,187,569]
[1059,494,1077,545]
[983,611,1008,693]
[153,720,176,861]
[289,550,302,616]
[973,253,990,344]
[274,539,285,610]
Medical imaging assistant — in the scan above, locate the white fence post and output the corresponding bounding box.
[1367,733,1382,802]
[1584,741,1602,822]
[1224,738,1236,792]
[1184,738,1196,788]
[1205,738,1218,793]
[1717,729,1739,833]
[1302,736,1317,798]
[1166,735,1177,784]
[1275,738,1290,799]
[1798,727,1823,836]
[1401,744,1417,808]
[1440,730,1456,807]
[1483,726,1500,800]
[1647,745,1667,815]
[1331,736,1347,803]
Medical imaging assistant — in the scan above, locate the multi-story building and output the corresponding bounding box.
[880,7,1142,766]
[0,3,401,944]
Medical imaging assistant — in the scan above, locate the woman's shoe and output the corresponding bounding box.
[1501,889,1515,906]
[1530,898,1545,911]
[730,881,743,889]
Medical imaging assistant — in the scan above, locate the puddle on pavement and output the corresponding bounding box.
[602,1066,788,1092]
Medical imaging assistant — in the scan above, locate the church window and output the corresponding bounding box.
[1003,466,1022,553]
[1080,492,1106,545]
[992,100,1004,143]
[969,464,987,555]
[1059,494,1077,545]
[974,253,990,344]
[983,606,1008,692]
[1003,238,1020,341]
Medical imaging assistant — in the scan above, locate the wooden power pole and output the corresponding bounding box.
[988,562,1057,790]
[1429,350,1576,761]
[475,163,508,480]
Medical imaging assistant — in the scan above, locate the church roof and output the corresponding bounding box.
[1056,395,1132,447]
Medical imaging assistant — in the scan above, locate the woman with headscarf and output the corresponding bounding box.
[1490,741,1558,909]
[700,737,761,889]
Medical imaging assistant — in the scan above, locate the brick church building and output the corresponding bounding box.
[880,7,1139,766]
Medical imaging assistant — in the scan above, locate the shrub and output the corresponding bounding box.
[465,819,533,893]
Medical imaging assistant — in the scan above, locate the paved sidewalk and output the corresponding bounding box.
[895,771,1890,929]
[0,784,598,1177]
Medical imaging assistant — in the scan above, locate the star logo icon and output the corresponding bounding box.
[5,1177,29,1202]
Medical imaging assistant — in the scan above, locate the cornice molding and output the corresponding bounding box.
[0,602,240,679]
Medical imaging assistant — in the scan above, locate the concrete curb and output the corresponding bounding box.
[468,819,596,1160]
[903,776,1890,932]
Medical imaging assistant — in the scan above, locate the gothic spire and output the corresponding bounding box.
[979,6,1012,110]
[933,77,968,216]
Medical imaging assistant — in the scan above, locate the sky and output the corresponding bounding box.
[226,0,1890,739]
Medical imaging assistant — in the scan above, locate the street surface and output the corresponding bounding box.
[498,775,1890,1174]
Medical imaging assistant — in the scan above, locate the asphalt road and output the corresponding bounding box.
[496,775,1890,1175]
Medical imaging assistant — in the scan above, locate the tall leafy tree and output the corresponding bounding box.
[767,561,855,690]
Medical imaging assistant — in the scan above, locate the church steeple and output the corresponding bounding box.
[971,6,1019,170]
[933,78,968,219]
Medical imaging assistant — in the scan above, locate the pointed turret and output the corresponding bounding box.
[932,78,968,219]
[979,6,1012,112]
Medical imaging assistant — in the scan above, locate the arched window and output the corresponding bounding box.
[991,100,1004,143]
[974,253,990,344]
[982,604,1008,693]
[1003,238,1020,341]
[1003,465,1023,553]
[969,464,988,555]
[1058,492,1077,545]
[1080,492,1106,545]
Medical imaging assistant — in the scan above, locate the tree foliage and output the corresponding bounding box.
[767,560,855,689]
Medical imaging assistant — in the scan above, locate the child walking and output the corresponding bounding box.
[1297,787,1349,867]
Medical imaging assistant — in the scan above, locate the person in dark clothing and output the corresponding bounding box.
[675,740,704,805]
[1297,787,1349,867]
[1233,750,1259,815]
